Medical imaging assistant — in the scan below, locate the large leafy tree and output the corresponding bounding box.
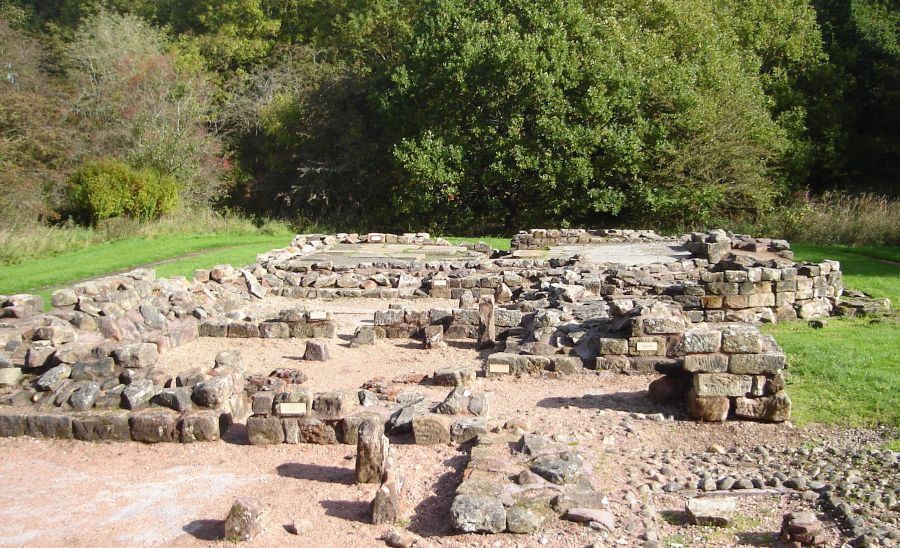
[378,0,794,232]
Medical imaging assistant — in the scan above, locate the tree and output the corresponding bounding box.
[66,10,227,206]
[377,0,793,232]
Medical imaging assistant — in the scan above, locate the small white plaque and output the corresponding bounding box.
[488,362,510,374]
[308,310,327,321]
[276,402,308,416]
[432,279,447,287]
[369,234,383,242]
[635,341,658,352]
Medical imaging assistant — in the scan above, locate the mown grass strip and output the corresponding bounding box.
[0,232,292,296]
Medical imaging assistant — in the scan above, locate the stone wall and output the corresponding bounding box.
[510,228,663,250]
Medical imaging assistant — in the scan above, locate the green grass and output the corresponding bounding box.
[443,236,511,251]
[0,232,292,301]
[764,244,900,428]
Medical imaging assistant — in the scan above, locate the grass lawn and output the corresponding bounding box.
[0,232,292,305]
[764,244,899,429]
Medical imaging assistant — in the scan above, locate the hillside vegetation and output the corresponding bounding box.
[0,0,897,240]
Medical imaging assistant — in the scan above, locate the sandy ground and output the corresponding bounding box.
[0,296,854,547]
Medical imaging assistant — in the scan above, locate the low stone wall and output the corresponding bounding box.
[370,306,524,340]
[245,376,491,446]
[0,409,222,443]
[199,309,337,339]
[510,228,663,250]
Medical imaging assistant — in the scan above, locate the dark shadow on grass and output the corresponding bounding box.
[537,390,686,418]
[408,453,469,537]
[277,463,356,485]
[319,499,371,523]
[182,519,224,541]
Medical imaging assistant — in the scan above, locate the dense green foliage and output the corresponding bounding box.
[1,0,897,236]
[66,159,180,224]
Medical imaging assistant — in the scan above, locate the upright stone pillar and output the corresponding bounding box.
[478,295,496,349]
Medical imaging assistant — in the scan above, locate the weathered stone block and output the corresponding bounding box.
[598,338,628,355]
[312,390,359,420]
[179,411,220,442]
[733,392,791,422]
[681,329,722,354]
[0,414,26,437]
[450,417,487,443]
[73,413,131,441]
[451,495,507,533]
[224,497,269,542]
[130,412,178,443]
[692,373,752,397]
[728,353,786,375]
[433,366,476,387]
[246,415,284,445]
[25,414,73,439]
[259,321,290,338]
[686,388,729,422]
[412,413,452,445]
[687,496,736,526]
[721,326,763,354]
[684,354,728,373]
[550,356,583,374]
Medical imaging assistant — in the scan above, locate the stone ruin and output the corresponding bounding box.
[0,227,893,542]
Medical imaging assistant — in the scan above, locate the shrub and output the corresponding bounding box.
[740,192,900,246]
[66,159,180,225]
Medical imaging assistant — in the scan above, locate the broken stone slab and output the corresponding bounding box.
[451,494,507,533]
[70,358,116,381]
[0,367,22,387]
[69,382,100,411]
[192,375,234,408]
[214,350,243,370]
[122,379,156,409]
[551,490,608,514]
[388,399,429,434]
[283,417,338,444]
[450,417,488,443]
[529,451,584,485]
[432,366,476,387]
[733,392,792,422]
[686,496,736,526]
[35,364,72,392]
[153,387,193,413]
[225,497,269,542]
[112,343,159,368]
[563,508,616,530]
[371,476,402,525]
[506,506,544,534]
